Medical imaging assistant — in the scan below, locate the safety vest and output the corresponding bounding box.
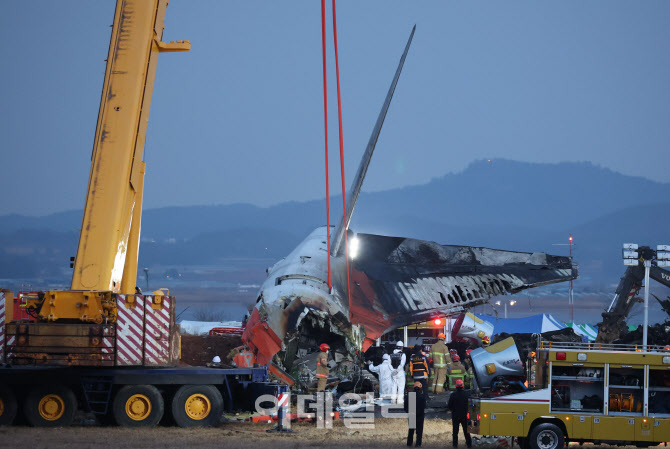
[430,340,452,368]
[451,361,466,373]
[390,351,404,369]
[233,350,255,367]
[410,354,429,379]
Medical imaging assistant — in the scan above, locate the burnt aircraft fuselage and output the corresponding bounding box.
[243,226,577,371]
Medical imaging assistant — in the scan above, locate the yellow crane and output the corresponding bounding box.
[3,0,188,365]
[0,2,292,429]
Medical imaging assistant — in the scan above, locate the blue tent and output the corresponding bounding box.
[475,313,567,336]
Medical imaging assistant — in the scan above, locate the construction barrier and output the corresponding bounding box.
[250,411,341,423]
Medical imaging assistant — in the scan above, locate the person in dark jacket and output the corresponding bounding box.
[447,379,472,448]
[409,346,431,398]
[406,381,426,447]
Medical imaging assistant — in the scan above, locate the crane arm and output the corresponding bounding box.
[71,0,189,294]
[595,247,670,343]
[649,265,670,288]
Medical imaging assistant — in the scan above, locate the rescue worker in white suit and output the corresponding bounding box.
[390,340,407,404]
[369,353,394,400]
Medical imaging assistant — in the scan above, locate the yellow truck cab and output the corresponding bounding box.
[469,339,670,449]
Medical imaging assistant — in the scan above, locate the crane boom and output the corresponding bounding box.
[71,0,189,294]
[0,0,189,369]
[596,246,670,343]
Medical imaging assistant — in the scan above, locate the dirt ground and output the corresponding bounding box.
[0,419,451,449]
[179,334,242,366]
[0,419,662,449]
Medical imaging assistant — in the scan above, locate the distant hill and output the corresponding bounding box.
[1,160,669,287]
[352,159,670,231]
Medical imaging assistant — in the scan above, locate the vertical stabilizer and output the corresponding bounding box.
[331,26,415,256]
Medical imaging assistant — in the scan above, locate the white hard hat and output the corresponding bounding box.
[382,354,390,360]
[396,341,404,347]
[212,356,221,363]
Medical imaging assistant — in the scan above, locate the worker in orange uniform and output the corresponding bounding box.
[429,333,451,394]
[316,343,330,391]
[230,345,256,367]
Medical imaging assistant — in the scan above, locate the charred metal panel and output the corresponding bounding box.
[345,233,577,338]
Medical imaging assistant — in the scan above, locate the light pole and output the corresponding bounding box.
[553,234,575,323]
[495,299,517,318]
[143,267,149,292]
[622,243,670,350]
[569,235,574,323]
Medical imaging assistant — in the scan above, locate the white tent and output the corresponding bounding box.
[566,322,598,342]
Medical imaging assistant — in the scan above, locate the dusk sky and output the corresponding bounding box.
[2,1,669,216]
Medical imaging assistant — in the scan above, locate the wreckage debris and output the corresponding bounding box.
[492,327,582,359]
[614,323,670,346]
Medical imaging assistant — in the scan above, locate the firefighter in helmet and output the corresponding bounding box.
[451,353,466,374]
[429,333,452,394]
[316,343,330,391]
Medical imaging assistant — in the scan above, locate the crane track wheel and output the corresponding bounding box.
[0,385,18,426]
[170,385,223,427]
[113,385,164,427]
[24,385,76,427]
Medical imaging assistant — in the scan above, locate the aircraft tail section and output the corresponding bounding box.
[331,26,416,256]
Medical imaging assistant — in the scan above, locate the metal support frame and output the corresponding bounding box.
[223,375,233,412]
[643,260,650,351]
[267,384,295,433]
[80,376,114,415]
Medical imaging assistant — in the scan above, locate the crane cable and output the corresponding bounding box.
[320,0,351,312]
[331,0,352,314]
[320,0,332,289]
